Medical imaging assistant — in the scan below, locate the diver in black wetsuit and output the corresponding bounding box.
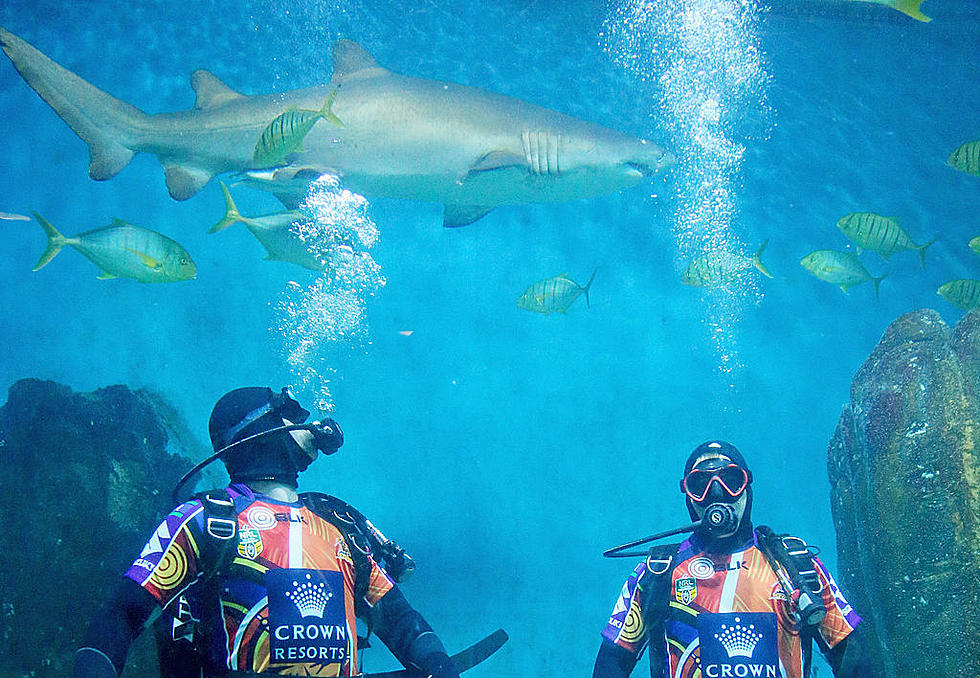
[73,386,460,678]
[594,441,877,678]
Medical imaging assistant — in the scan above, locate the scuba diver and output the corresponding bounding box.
[72,386,470,678]
[594,441,876,678]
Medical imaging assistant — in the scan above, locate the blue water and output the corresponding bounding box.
[1,0,978,675]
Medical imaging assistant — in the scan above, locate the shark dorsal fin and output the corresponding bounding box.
[331,40,390,82]
[191,70,245,109]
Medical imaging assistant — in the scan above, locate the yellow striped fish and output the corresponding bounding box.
[32,214,196,283]
[845,0,930,22]
[253,87,343,168]
[937,279,980,311]
[949,140,980,177]
[969,236,980,257]
[682,240,773,287]
[517,269,596,315]
[800,249,886,298]
[210,183,329,271]
[836,212,935,267]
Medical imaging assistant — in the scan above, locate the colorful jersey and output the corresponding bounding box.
[601,531,860,678]
[125,485,394,677]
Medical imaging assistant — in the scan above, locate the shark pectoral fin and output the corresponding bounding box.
[443,204,495,228]
[470,151,526,174]
[330,40,391,82]
[164,164,213,201]
[125,247,162,270]
[190,69,245,109]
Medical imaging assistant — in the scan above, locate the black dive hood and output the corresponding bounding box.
[172,419,344,502]
[604,440,755,558]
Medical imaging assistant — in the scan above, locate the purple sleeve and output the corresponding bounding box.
[600,563,649,656]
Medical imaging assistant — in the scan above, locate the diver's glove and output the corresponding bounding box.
[418,651,460,678]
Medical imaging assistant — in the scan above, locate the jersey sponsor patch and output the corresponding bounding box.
[267,569,348,665]
[698,612,779,678]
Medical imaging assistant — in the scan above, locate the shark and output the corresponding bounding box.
[0,27,674,227]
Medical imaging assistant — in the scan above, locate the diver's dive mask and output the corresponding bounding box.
[680,463,752,502]
[216,387,311,449]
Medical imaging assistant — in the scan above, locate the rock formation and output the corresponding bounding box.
[828,309,980,677]
[0,379,203,678]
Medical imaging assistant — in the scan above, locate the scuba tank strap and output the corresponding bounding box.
[299,493,376,604]
[755,526,826,678]
[299,493,380,653]
[156,489,241,678]
[637,543,680,678]
[195,489,241,575]
[199,490,239,542]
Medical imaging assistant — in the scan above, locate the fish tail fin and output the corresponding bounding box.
[917,237,938,269]
[582,267,598,308]
[873,272,888,300]
[892,0,932,22]
[0,26,147,180]
[752,239,774,278]
[319,86,345,128]
[209,182,247,233]
[31,212,68,270]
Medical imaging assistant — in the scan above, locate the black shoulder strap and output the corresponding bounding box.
[755,525,825,678]
[638,543,680,678]
[194,489,240,577]
[155,489,240,678]
[299,492,374,604]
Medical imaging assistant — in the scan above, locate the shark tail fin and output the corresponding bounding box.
[31,212,70,271]
[209,182,247,233]
[0,26,146,180]
[892,0,931,22]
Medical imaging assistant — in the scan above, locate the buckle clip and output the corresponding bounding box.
[645,552,673,576]
[207,517,237,540]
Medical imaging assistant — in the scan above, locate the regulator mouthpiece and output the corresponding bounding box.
[703,502,739,535]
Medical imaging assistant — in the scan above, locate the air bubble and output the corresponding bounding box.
[271,175,386,413]
[602,0,771,390]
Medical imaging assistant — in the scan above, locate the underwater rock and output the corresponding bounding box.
[828,309,980,677]
[0,379,201,678]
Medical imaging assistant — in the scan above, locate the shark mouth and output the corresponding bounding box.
[627,150,677,176]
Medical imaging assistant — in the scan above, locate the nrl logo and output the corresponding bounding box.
[675,577,697,605]
[237,528,264,559]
